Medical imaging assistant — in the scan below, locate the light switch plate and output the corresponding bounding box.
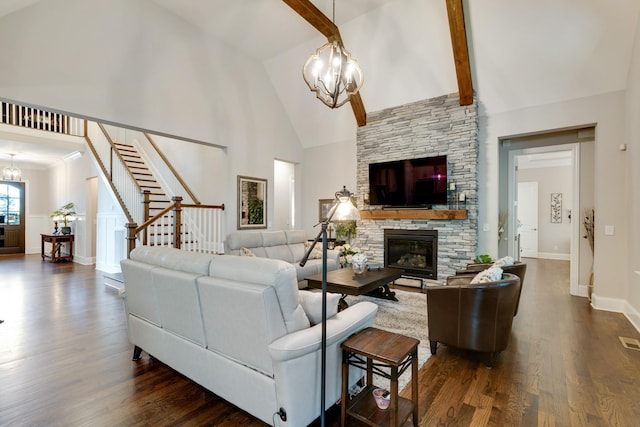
[605,225,615,236]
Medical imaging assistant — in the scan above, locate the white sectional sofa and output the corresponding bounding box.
[225,229,341,287]
[120,246,377,426]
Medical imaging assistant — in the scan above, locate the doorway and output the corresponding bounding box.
[507,144,581,295]
[273,160,296,230]
[517,181,539,258]
[0,181,25,254]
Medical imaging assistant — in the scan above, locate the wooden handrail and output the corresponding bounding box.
[83,121,134,223]
[181,203,225,210]
[97,123,143,193]
[144,132,201,205]
[135,203,175,234]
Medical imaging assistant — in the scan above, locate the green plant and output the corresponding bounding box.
[248,198,264,225]
[473,254,493,264]
[50,202,76,226]
[334,220,357,241]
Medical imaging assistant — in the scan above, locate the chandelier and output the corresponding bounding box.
[3,154,21,181]
[302,1,364,108]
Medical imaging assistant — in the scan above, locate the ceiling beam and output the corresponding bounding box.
[283,0,367,126]
[445,0,474,106]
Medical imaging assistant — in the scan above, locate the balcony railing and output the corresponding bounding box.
[1,102,83,136]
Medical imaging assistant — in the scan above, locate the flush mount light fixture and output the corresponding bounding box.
[302,0,363,109]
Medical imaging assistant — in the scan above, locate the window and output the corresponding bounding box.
[0,182,21,225]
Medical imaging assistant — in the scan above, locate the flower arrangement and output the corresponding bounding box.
[351,252,368,265]
[336,244,363,267]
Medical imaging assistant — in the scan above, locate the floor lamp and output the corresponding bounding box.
[300,186,360,427]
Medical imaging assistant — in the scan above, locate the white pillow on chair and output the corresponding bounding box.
[298,290,341,325]
[470,266,503,284]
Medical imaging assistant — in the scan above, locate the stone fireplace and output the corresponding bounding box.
[384,229,438,279]
[353,94,479,280]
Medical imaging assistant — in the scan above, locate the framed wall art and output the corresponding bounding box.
[318,199,335,222]
[550,193,562,223]
[237,175,267,229]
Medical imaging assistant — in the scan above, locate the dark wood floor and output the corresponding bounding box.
[1,255,639,426]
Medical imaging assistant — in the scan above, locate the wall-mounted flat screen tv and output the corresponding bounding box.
[368,155,448,207]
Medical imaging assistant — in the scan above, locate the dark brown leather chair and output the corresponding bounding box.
[426,273,521,365]
[456,261,527,316]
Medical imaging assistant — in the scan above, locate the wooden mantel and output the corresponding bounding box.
[359,209,467,220]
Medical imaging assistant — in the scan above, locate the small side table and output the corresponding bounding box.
[341,327,419,427]
[41,234,74,262]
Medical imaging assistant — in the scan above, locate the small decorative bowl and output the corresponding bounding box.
[372,388,390,410]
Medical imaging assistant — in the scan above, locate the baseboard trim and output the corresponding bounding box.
[73,255,95,266]
[624,302,640,334]
[536,252,570,261]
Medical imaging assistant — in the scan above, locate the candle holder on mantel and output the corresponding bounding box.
[457,192,467,210]
[448,182,458,210]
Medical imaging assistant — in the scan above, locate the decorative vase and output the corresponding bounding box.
[352,262,366,275]
[61,226,71,235]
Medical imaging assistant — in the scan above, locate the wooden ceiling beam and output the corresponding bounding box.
[445,0,474,106]
[283,0,367,126]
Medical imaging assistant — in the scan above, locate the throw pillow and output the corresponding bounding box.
[470,266,503,284]
[304,242,323,260]
[492,256,515,267]
[298,290,341,325]
[240,247,256,257]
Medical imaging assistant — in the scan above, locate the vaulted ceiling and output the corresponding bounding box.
[1,0,639,166]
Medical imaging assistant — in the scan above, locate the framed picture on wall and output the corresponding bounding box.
[237,175,267,229]
[318,199,335,222]
[550,193,562,223]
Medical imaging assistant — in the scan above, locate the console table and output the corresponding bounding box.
[41,234,74,262]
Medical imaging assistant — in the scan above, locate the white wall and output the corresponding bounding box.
[625,17,640,330]
[0,0,304,236]
[302,140,357,238]
[479,91,628,306]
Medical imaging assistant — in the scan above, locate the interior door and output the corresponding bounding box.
[0,181,25,254]
[517,181,539,258]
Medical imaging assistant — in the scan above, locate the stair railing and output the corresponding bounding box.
[143,132,200,205]
[85,121,145,224]
[126,197,225,256]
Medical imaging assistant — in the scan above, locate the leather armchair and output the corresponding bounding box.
[456,261,527,316]
[426,273,521,365]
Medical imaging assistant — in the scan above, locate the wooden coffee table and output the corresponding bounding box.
[305,267,403,310]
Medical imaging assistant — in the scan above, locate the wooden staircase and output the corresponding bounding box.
[113,141,171,218]
[111,140,186,247]
[84,120,225,256]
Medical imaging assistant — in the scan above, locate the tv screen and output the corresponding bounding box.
[368,155,448,207]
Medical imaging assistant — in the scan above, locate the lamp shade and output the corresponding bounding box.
[334,186,360,221]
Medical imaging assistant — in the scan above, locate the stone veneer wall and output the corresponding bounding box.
[352,94,478,281]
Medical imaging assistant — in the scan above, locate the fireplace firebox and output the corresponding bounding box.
[384,229,438,280]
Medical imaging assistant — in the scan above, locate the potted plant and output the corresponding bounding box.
[51,202,76,234]
[334,220,357,243]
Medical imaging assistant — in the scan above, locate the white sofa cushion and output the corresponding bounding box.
[198,276,288,376]
[120,259,161,326]
[130,245,214,275]
[208,255,309,334]
[152,267,207,346]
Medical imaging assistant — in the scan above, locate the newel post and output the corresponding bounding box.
[172,196,183,249]
[126,222,138,258]
[142,190,151,245]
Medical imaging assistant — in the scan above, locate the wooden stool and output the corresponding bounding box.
[340,327,419,427]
